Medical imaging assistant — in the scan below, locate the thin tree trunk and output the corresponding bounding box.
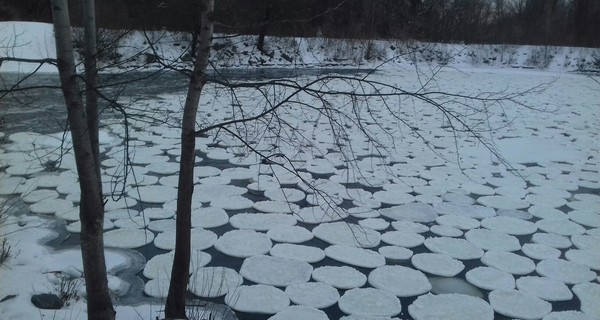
[50,1,115,319]
[82,0,101,189]
[164,0,214,318]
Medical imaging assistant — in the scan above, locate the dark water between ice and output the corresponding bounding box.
[0,67,372,135]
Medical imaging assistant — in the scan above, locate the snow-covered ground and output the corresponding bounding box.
[2,21,600,74]
[1,21,600,320]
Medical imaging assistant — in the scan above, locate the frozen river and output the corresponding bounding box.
[1,66,599,320]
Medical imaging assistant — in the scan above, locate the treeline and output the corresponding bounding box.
[2,0,599,47]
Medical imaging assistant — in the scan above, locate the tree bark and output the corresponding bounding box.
[164,0,214,318]
[82,0,101,189]
[50,1,115,319]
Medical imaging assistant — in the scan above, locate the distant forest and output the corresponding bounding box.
[2,0,599,47]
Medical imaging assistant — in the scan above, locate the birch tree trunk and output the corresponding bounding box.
[50,1,115,319]
[82,0,101,188]
[164,0,214,318]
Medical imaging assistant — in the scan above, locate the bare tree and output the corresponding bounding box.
[50,0,115,319]
[165,0,214,317]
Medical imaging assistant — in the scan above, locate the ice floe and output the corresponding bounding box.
[189,267,244,298]
[433,202,496,219]
[313,222,380,248]
[264,188,306,203]
[464,228,521,251]
[29,198,74,215]
[284,282,340,309]
[481,250,535,275]
[380,231,424,248]
[267,225,313,243]
[358,218,389,230]
[408,293,493,320]
[532,232,572,249]
[325,245,386,268]
[368,265,431,297]
[565,249,600,271]
[571,234,600,252]
[391,220,429,233]
[225,285,289,314]
[521,243,561,260]
[379,202,437,223]
[193,184,247,203]
[465,267,515,291]
[430,225,463,237]
[214,230,272,258]
[489,289,552,320]
[127,185,177,204]
[543,311,596,320]
[191,207,230,229]
[516,276,573,301]
[240,255,312,287]
[481,216,537,235]
[476,195,530,210]
[210,196,254,210]
[295,206,348,224]
[424,237,484,260]
[411,253,464,277]
[338,288,401,317]
[572,282,600,319]
[311,266,367,289]
[143,250,211,280]
[229,213,296,231]
[378,246,413,261]
[536,259,597,284]
[268,306,329,320]
[103,229,154,249]
[568,210,600,228]
[270,243,325,263]
[528,205,569,220]
[253,200,300,214]
[153,228,217,251]
[536,219,586,236]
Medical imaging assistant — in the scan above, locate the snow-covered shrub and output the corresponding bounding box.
[527,46,554,69]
